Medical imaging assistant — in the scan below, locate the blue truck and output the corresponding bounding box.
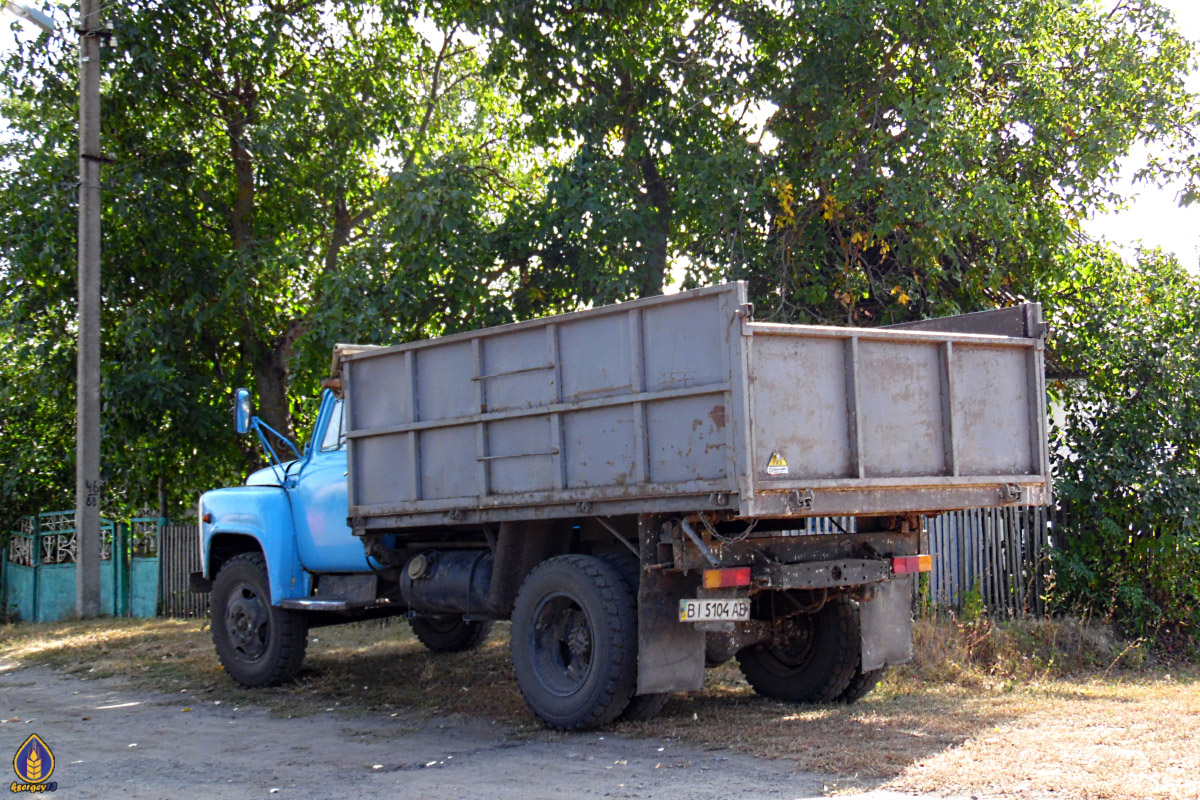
[195,283,1050,729]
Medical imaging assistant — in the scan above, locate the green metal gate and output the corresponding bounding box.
[1,511,162,622]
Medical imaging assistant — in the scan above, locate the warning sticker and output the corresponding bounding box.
[766,452,789,476]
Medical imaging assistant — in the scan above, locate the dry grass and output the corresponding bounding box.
[2,614,1197,799]
[0,617,534,723]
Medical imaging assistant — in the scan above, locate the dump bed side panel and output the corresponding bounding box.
[344,284,749,529]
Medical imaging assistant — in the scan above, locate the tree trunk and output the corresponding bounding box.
[157,474,168,520]
[246,318,306,452]
[637,154,672,298]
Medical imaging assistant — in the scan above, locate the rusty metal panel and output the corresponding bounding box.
[355,433,418,504]
[343,284,746,527]
[417,340,476,421]
[749,335,852,481]
[348,353,412,430]
[641,291,728,391]
[481,326,556,413]
[486,416,558,494]
[740,313,1048,521]
[952,344,1035,475]
[340,282,1049,530]
[752,558,891,589]
[646,393,729,483]
[419,425,480,500]
[562,406,637,488]
[637,514,705,694]
[860,576,914,670]
[857,339,948,478]
[559,311,634,401]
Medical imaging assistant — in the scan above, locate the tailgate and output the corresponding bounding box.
[737,306,1050,518]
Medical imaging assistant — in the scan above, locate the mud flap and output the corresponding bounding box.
[860,575,914,672]
[636,516,705,695]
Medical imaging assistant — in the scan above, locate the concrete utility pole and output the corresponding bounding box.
[76,0,103,617]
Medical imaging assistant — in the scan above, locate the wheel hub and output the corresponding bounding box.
[225,584,269,661]
[770,614,816,665]
[566,622,591,657]
[530,594,595,697]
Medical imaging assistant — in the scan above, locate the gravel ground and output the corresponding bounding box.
[0,665,947,800]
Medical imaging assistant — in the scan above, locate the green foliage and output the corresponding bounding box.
[0,325,73,529]
[0,0,1196,535]
[961,579,986,624]
[1048,245,1200,635]
[738,0,1197,324]
[471,0,771,308]
[471,0,1197,324]
[1,1,531,514]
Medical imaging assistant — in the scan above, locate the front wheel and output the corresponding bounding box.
[510,555,638,730]
[737,595,858,704]
[211,553,308,687]
[409,616,492,653]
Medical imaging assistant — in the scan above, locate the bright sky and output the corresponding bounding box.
[1081,0,1200,270]
[3,2,1198,269]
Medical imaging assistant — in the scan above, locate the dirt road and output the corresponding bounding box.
[1,665,942,800]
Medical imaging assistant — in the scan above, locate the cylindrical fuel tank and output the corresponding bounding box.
[400,550,494,615]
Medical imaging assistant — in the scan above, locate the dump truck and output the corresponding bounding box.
[196,282,1050,729]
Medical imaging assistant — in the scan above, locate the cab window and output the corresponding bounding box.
[319,399,346,452]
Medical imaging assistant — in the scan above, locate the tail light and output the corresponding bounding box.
[892,555,933,574]
[702,567,752,589]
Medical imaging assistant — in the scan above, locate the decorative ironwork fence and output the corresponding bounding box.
[1,512,162,622]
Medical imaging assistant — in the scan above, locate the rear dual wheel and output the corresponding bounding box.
[596,551,670,722]
[838,663,887,703]
[409,616,493,653]
[736,596,860,704]
[510,555,639,730]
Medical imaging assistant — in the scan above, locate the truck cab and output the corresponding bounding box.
[199,391,353,602]
[198,391,489,688]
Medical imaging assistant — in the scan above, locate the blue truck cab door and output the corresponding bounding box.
[288,392,365,572]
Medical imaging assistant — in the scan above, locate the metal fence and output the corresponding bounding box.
[7,508,1056,621]
[159,525,206,618]
[1,511,161,621]
[924,506,1056,617]
[786,508,1057,618]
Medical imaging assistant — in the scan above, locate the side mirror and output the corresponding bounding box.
[234,388,253,435]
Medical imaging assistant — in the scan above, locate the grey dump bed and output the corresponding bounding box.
[336,283,1049,532]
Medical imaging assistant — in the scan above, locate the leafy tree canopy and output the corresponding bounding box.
[0,0,1196,522]
[1048,245,1200,635]
[476,0,1196,323]
[2,0,530,515]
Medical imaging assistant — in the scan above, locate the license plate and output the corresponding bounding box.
[679,598,750,623]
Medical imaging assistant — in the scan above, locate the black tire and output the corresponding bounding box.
[211,553,308,687]
[596,550,640,584]
[510,555,638,730]
[837,664,886,703]
[409,616,493,653]
[737,595,858,704]
[596,550,670,723]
